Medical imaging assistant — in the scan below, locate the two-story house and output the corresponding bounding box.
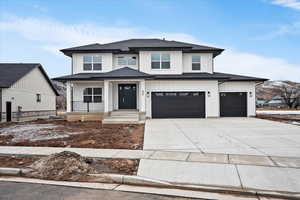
[54,39,268,123]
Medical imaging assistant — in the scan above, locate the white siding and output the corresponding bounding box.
[145,80,219,118]
[72,81,104,112]
[183,53,213,73]
[1,67,56,113]
[112,54,139,70]
[139,51,183,74]
[72,53,113,74]
[219,81,256,116]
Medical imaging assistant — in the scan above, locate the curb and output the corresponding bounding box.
[89,174,300,200]
[0,168,299,200]
[89,173,172,187]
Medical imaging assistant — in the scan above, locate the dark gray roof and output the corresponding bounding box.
[0,63,59,96]
[61,39,224,57]
[53,69,268,82]
[53,67,152,81]
[153,72,268,81]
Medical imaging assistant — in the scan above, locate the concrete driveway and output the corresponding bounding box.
[143,118,300,157]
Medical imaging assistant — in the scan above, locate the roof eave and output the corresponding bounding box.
[226,78,269,82]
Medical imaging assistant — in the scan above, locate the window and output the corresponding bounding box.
[192,55,201,70]
[36,94,41,103]
[151,53,170,69]
[83,55,102,71]
[83,88,102,103]
[117,56,137,65]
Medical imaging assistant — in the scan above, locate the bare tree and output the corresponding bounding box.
[279,85,300,108]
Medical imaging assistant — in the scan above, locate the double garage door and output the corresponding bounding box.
[152,92,205,118]
[151,91,247,118]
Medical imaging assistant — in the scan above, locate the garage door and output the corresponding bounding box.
[151,92,205,118]
[220,92,247,117]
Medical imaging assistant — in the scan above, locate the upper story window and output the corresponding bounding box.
[117,56,137,65]
[151,53,170,69]
[192,55,201,71]
[83,88,102,103]
[83,55,102,71]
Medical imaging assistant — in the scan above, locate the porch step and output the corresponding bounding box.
[110,110,139,116]
[102,110,140,124]
[102,118,140,124]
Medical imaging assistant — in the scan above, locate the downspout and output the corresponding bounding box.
[0,88,2,122]
[71,55,74,112]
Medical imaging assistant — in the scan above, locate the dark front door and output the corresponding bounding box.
[6,101,12,122]
[151,92,206,118]
[118,84,137,109]
[220,92,247,117]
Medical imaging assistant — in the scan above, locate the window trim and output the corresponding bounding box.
[83,55,102,71]
[191,55,201,71]
[83,87,103,103]
[151,53,171,70]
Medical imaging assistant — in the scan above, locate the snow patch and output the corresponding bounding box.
[256,110,300,115]
[0,124,79,142]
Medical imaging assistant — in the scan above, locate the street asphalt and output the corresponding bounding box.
[0,181,198,200]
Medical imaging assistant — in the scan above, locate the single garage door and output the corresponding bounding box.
[220,92,247,117]
[151,92,205,118]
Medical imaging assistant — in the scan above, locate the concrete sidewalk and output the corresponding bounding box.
[0,146,300,168]
[138,159,300,194]
[1,146,300,195]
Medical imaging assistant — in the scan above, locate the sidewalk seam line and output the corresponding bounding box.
[185,152,192,161]
[268,156,279,167]
[234,164,244,189]
[147,150,157,159]
[171,120,204,153]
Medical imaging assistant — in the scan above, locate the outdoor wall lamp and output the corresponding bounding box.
[146,92,150,98]
[207,91,211,97]
[249,92,253,97]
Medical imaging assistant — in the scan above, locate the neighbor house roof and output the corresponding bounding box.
[53,68,268,82]
[0,63,59,96]
[61,39,224,57]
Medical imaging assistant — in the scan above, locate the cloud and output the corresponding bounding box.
[0,14,299,81]
[253,21,300,40]
[215,49,300,81]
[270,0,300,10]
[0,14,199,48]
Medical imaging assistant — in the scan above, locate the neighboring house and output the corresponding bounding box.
[0,63,59,122]
[266,96,286,108]
[256,98,267,108]
[54,39,268,122]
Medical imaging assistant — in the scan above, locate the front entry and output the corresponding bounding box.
[118,84,137,109]
[6,101,12,122]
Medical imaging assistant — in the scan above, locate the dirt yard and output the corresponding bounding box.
[0,154,139,176]
[0,120,144,149]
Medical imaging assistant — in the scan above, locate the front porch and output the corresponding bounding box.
[66,79,146,123]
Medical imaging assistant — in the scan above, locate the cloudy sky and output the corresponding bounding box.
[0,0,300,81]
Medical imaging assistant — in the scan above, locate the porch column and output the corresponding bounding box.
[66,82,72,112]
[139,80,146,112]
[104,80,110,113]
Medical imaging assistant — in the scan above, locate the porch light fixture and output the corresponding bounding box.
[207,91,211,97]
[249,92,253,97]
[146,92,150,98]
